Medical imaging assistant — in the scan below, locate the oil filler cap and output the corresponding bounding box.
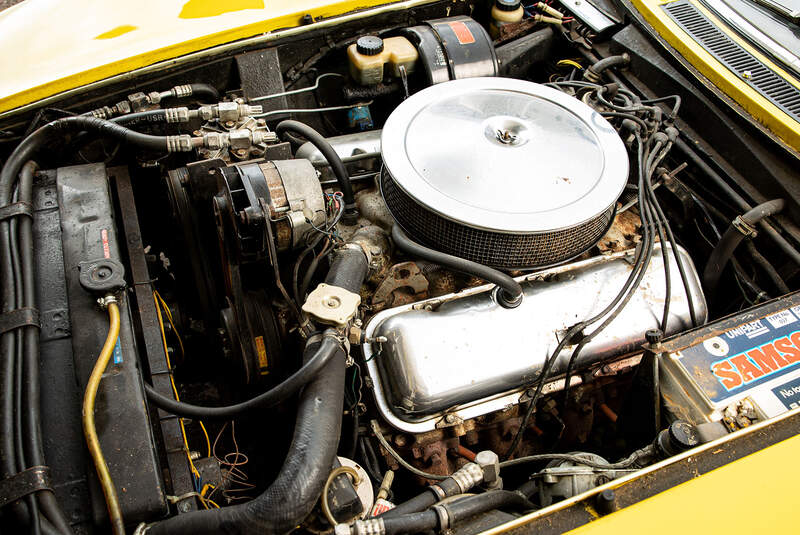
[356,36,384,56]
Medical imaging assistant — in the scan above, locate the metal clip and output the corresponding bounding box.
[732,215,757,238]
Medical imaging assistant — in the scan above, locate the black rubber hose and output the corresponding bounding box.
[325,247,368,292]
[1,117,179,190]
[0,159,73,534]
[391,225,523,308]
[444,491,533,522]
[703,199,785,295]
[380,491,533,535]
[112,110,168,126]
[147,245,366,534]
[380,492,437,519]
[187,83,220,102]
[144,335,341,419]
[147,333,347,535]
[20,162,74,535]
[583,53,629,82]
[380,476,464,518]
[674,138,800,267]
[382,511,438,535]
[275,120,357,221]
[745,241,790,294]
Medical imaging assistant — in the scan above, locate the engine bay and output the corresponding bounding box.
[2,1,800,534]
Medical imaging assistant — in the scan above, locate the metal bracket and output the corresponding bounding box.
[0,201,33,222]
[0,466,51,508]
[0,307,40,334]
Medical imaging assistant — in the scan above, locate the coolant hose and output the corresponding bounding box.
[83,299,125,535]
[379,473,470,518]
[275,120,357,222]
[146,332,347,535]
[583,53,630,83]
[703,199,785,295]
[355,491,533,535]
[143,335,342,419]
[391,225,523,308]
[146,247,367,534]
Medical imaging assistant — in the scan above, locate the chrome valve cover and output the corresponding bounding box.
[363,245,707,433]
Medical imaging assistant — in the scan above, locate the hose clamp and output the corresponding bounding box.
[732,215,758,238]
[429,483,447,501]
[97,295,118,310]
[432,504,451,530]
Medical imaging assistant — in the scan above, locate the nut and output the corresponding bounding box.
[475,450,501,489]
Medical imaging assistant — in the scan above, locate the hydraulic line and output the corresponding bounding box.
[82,299,124,535]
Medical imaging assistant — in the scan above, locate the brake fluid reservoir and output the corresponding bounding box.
[348,36,418,86]
[491,0,524,38]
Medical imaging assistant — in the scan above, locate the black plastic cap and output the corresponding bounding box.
[495,0,522,11]
[356,36,384,56]
[595,489,617,515]
[669,421,700,450]
[645,328,663,345]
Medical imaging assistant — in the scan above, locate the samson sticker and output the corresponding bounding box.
[676,306,800,403]
[710,331,800,391]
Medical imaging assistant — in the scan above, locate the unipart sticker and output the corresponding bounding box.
[676,306,800,403]
[723,319,769,340]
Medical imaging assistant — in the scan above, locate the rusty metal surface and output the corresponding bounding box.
[372,261,429,310]
[596,209,641,254]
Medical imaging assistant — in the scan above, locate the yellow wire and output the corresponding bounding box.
[153,291,210,499]
[557,58,584,70]
[154,290,210,456]
[154,290,184,357]
[82,301,125,535]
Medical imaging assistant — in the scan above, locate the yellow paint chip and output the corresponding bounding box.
[94,25,138,40]
[179,0,265,19]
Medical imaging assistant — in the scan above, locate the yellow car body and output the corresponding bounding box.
[1,1,798,533]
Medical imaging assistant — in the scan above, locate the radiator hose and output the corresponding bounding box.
[145,247,368,535]
[145,332,346,535]
[703,199,785,295]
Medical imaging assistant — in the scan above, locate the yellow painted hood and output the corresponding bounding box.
[0,0,408,114]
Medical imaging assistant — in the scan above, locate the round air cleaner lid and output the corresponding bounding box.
[381,77,628,233]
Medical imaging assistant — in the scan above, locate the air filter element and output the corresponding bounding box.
[380,77,629,270]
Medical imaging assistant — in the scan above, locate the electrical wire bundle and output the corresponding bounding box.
[0,163,73,534]
[503,81,698,459]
